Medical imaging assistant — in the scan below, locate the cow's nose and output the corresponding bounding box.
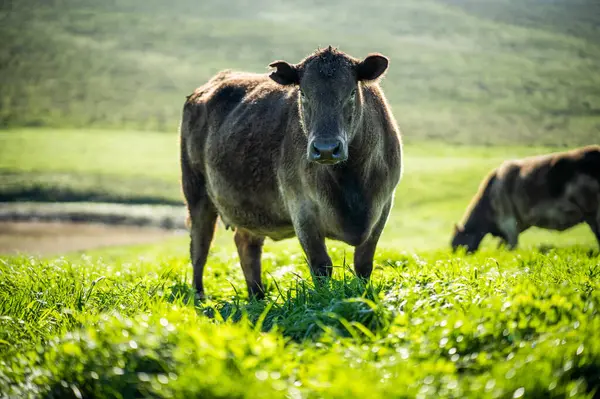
[308,139,347,164]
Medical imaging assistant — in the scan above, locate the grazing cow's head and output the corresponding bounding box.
[269,46,389,165]
[451,223,486,253]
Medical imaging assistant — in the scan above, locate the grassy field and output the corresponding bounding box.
[1,234,599,397]
[2,1,599,396]
[0,129,181,204]
[1,129,600,397]
[2,0,599,145]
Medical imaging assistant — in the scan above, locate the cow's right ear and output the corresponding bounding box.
[268,61,299,85]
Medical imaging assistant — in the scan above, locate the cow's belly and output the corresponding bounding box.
[205,169,295,240]
[212,199,295,240]
[216,201,295,240]
[519,175,599,231]
[525,201,585,231]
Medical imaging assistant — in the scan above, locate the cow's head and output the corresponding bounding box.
[269,47,388,165]
[451,223,486,253]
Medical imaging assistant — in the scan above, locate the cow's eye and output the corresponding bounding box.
[299,90,306,101]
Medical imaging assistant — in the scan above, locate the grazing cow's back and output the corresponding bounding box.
[451,145,600,252]
[181,47,403,299]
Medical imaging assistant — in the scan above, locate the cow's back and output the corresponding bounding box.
[184,71,291,143]
[182,70,300,238]
[495,147,600,230]
[576,145,600,183]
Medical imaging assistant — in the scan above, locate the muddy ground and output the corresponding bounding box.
[0,221,184,256]
[0,202,188,256]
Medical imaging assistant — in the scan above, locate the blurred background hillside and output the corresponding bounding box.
[2,0,599,145]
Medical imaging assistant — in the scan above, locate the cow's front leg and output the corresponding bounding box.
[497,238,507,250]
[354,201,392,279]
[506,235,519,250]
[498,217,519,250]
[292,204,332,279]
[586,210,600,247]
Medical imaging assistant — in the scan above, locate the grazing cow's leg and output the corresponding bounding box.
[354,201,392,279]
[590,223,600,246]
[497,238,506,250]
[300,233,332,280]
[586,212,600,247]
[292,206,332,279]
[498,217,519,250]
[188,199,218,300]
[234,229,266,299]
[597,209,600,246]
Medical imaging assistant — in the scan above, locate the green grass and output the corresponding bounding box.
[0,129,182,204]
[2,1,600,394]
[1,0,599,145]
[1,242,599,398]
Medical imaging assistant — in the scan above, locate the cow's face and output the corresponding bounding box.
[269,48,388,165]
[451,224,486,253]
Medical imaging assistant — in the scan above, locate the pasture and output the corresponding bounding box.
[2,0,599,396]
[1,129,599,398]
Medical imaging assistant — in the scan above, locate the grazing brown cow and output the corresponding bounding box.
[452,145,600,253]
[180,47,403,299]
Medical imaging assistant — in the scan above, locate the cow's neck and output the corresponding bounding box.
[319,130,379,208]
[320,159,371,226]
[463,187,503,238]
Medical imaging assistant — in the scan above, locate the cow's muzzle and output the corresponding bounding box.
[308,138,348,164]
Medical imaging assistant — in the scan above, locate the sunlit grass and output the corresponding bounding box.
[1,244,599,398]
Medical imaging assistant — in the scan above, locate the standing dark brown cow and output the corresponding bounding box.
[452,145,600,253]
[180,47,403,299]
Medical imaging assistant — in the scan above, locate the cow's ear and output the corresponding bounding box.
[268,61,299,85]
[357,54,389,82]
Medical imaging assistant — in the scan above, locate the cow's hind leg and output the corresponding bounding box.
[181,138,218,299]
[234,229,265,299]
[188,199,218,300]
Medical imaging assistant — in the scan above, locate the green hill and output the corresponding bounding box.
[1,0,599,145]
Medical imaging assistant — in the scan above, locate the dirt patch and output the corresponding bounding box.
[0,202,187,230]
[0,221,183,256]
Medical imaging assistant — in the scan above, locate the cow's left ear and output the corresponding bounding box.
[269,61,300,85]
[357,54,389,82]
